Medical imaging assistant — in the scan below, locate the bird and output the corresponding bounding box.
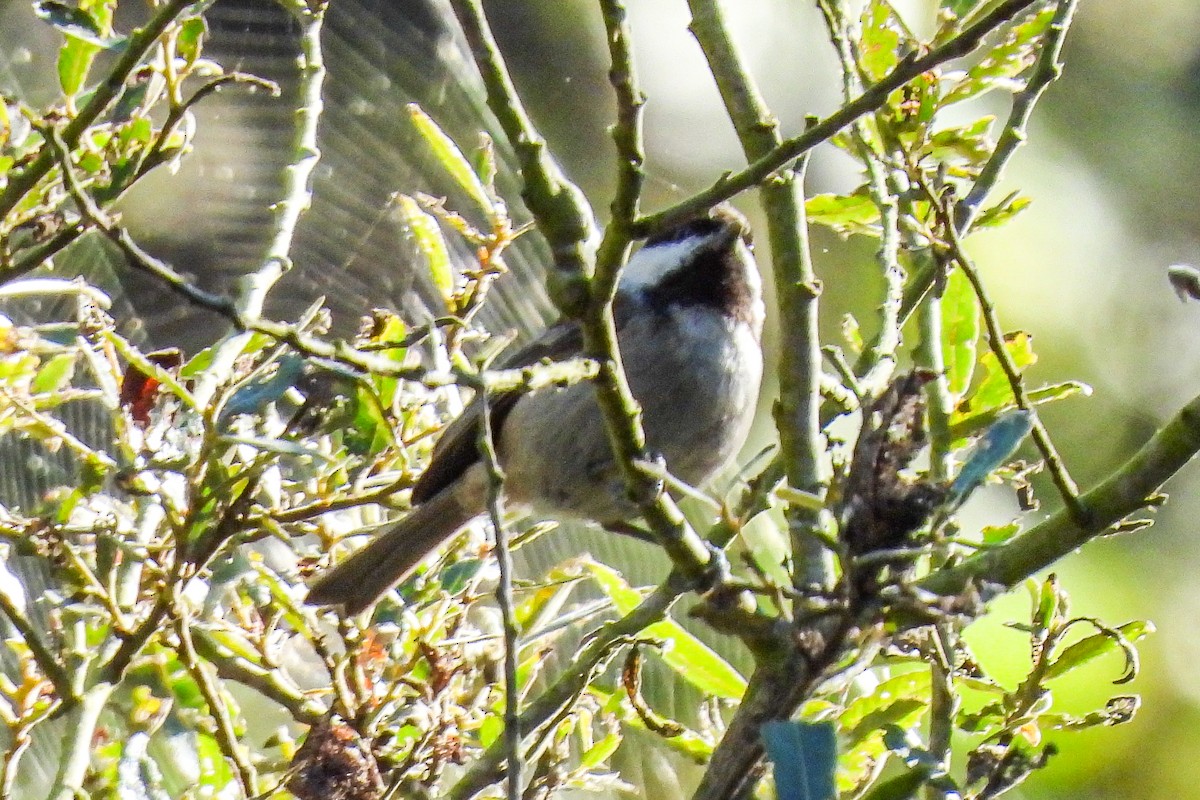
[306,206,765,614]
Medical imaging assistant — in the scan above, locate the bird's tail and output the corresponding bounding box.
[306,488,478,614]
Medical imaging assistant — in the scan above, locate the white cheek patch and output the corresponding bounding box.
[621,235,710,290]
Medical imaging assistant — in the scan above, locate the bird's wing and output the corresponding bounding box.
[409,317,583,503]
[410,294,639,503]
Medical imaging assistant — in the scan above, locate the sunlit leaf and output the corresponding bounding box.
[34,1,125,49]
[939,267,980,398]
[57,36,100,98]
[806,190,881,236]
[408,103,493,215]
[478,715,503,748]
[955,330,1036,419]
[582,559,747,700]
[177,16,207,68]
[949,380,1089,440]
[926,116,994,164]
[31,353,76,394]
[838,671,931,790]
[860,2,901,82]
[1044,621,1154,681]
[579,732,622,771]
[980,521,1020,545]
[941,8,1054,105]
[974,191,1032,229]
[941,0,983,18]
[395,193,454,303]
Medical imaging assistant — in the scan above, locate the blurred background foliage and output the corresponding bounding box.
[492,5,1200,795]
[2,0,1200,797]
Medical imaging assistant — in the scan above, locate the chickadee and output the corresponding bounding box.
[306,207,765,613]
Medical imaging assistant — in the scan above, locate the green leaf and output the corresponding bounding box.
[941,8,1054,106]
[926,116,995,165]
[939,267,980,398]
[195,732,235,790]
[344,383,394,456]
[581,559,747,700]
[439,558,484,595]
[399,199,454,301]
[31,352,76,394]
[806,190,881,236]
[762,720,837,800]
[1044,621,1154,681]
[34,1,125,48]
[948,380,1089,441]
[955,330,1036,419]
[859,766,933,800]
[860,2,901,82]
[941,0,983,18]
[579,732,622,771]
[842,313,864,355]
[478,715,503,748]
[57,36,100,98]
[838,671,931,790]
[974,191,1032,229]
[176,16,206,68]
[408,103,493,215]
[395,194,454,303]
[980,522,1020,545]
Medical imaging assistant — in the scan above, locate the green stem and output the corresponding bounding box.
[0,0,195,221]
[922,390,1200,595]
[193,0,328,408]
[47,683,114,800]
[635,0,1044,235]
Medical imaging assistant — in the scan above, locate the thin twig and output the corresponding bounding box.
[919,389,1200,597]
[925,626,958,800]
[47,683,114,800]
[189,628,325,726]
[475,381,521,800]
[815,0,904,390]
[446,0,595,279]
[933,189,1084,517]
[0,590,72,705]
[956,0,1079,230]
[175,612,257,795]
[635,0,1045,235]
[193,0,328,408]
[899,0,1079,323]
[0,0,196,220]
[449,0,716,585]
